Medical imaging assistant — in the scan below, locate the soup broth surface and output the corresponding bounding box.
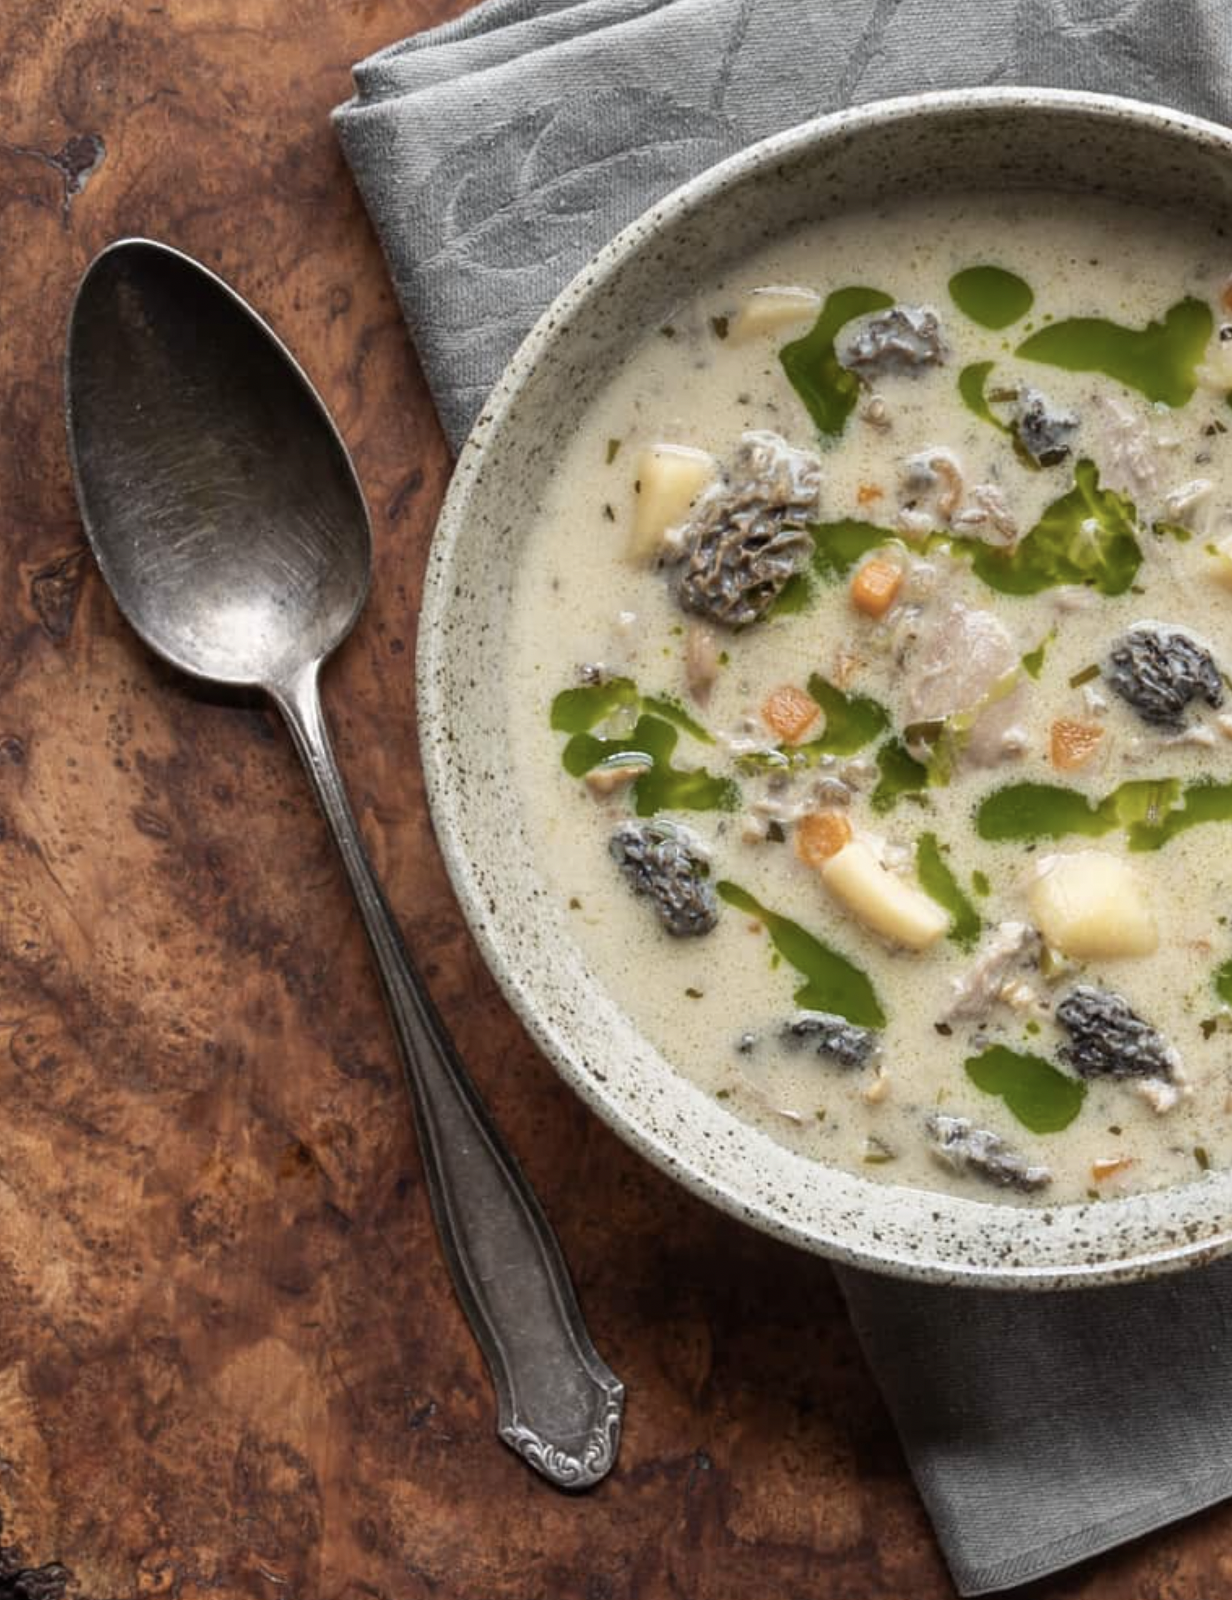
[505,191,1232,1206]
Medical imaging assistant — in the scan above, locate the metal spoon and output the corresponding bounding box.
[65,238,623,1489]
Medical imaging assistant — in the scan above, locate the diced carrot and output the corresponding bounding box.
[795,811,853,869]
[857,483,884,507]
[1050,719,1104,771]
[1092,1155,1133,1183]
[761,683,819,744]
[850,557,903,618]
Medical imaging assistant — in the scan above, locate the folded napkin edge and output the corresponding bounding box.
[946,1458,1232,1593]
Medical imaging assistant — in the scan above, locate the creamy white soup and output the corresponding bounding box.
[506,190,1232,1205]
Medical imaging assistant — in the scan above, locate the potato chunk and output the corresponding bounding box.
[630,445,716,561]
[729,285,821,344]
[821,840,948,950]
[1028,851,1157,959]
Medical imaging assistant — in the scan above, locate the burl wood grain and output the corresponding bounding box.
[1,4,1231,1597]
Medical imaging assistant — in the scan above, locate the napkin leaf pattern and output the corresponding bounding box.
[389,89,733,439]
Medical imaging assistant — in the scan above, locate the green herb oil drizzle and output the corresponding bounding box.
[977,776,1232,851]
[717,881,885,1027]
[1022,633,1053,679]
[1016,297,1213,407]
[807,519,901,579]
[807,461,1139,598]
[739,676,890,771]
[949,266,1034,330]
[916,834,982,949]
[871,738,930,813]
[801,675,890,757]
[965,1044,1087,1133]
[779,286,895,437]
[958,360,1011,433]
[966,459,1140,596]
[550,679,738,816]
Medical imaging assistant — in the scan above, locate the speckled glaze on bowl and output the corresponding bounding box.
[419,89,1232,1288]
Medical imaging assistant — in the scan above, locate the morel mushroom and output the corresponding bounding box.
[781,1010,879,1069]
[1055,985,1179,1080]
[1014,387,1079,466]
[609,819,718,937]
[1104,624,1223,727]
[672,431,821,628]
[926,1113,1051,1193]
[839,305,947,380]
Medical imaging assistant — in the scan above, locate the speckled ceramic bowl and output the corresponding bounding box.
[419,89,1232,1288]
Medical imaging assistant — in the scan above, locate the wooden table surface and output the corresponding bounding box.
[2,3,1231,1596]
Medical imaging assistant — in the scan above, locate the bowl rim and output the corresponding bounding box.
[418,85,1232,1288]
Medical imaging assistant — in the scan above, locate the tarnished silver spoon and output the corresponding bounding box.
[65,238,623,1488]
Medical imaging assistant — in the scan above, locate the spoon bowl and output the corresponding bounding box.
[66,240,368,689]
[66,238,623,1487]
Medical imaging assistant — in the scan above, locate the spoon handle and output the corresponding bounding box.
[273,661,624,1489]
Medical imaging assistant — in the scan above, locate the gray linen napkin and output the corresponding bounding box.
[334,2,1232,1590]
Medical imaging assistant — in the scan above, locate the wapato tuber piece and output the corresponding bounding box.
[1027,851,1157,959]
[629,444,716,561]
[729,285,821,343]
[820,839,948,950]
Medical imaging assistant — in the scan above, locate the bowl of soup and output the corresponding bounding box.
[418,88,1232,1285]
